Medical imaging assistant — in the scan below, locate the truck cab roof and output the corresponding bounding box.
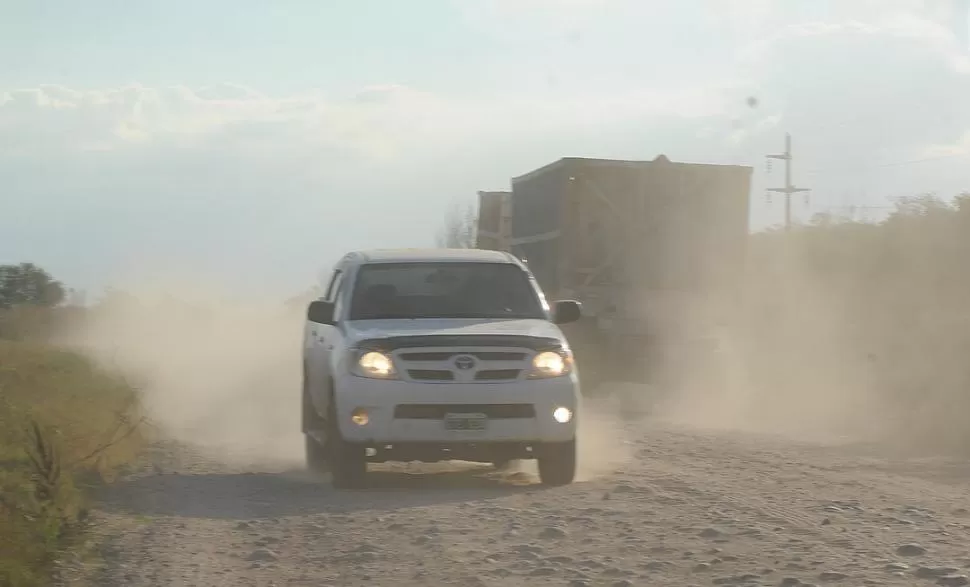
[345,248,520,266]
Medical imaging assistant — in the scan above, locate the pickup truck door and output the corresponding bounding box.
[310,268,347,400]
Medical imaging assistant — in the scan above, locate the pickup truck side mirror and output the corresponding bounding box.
[552,300,582,324]
[307,300,335,325]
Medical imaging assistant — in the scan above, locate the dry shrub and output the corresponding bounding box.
[0,341,144,586]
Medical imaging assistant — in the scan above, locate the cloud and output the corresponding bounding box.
[458,0,963,41]
[0,79,730,168]
[6,9,961,170]
[712,0,953,36]
[2,9,970,291]
[737,19,970,145]
[0,79,736,292]
[456,0,613,35]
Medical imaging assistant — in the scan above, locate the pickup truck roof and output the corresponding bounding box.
[347,248,518,265]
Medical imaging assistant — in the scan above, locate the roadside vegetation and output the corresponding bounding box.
[738,192,970,448]
[0,264,145,587]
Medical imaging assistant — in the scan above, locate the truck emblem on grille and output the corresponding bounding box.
[453,355,476,370]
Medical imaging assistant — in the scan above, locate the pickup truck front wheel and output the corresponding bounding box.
[327,400,367,489]
[537,439,577,486]
[305,434,328,474]
[491,459,512,471]
[303,388,329,474]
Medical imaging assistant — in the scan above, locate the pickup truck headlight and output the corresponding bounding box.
[352,350,398,379]
[528,349,574,379]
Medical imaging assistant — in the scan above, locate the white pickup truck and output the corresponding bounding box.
[302,248,582,489]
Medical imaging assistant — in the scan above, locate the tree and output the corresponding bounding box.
[0,263,65,309]
[435,202,477,249]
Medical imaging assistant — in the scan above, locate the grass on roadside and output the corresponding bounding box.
[0,340,145,587]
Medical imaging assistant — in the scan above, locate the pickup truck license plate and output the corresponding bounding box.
[444,413,488,431]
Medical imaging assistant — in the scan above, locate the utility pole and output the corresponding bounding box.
[766,133,810,231]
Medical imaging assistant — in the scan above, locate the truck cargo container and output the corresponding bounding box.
[476,155,752,392]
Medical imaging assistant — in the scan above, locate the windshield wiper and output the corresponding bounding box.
[353,314,414,320]
[404,313,541,319]
[354,313,543,320]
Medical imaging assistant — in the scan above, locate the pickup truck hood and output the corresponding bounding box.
[343,318,565,346]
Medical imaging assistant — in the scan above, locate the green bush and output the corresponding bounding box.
[0,341,144,587]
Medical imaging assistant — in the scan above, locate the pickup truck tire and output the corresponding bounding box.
[326,399,367,489]
[491,458,512,471]
[302,385,329,474]
[301,382,323,433]
[537,439,577,486]
[304,434,328,474]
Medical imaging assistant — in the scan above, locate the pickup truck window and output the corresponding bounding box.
[349,262,547,321]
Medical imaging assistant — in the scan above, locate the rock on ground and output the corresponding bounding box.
[70,427,970,587]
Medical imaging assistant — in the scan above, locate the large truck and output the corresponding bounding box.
[476,155,752,393]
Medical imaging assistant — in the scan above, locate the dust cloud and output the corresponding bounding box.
[56,274,639,479]
[610,203,970,456]
[574,389,643,481]
[648,261,892,446]
[58,275,310,468]
[55,200,970,483]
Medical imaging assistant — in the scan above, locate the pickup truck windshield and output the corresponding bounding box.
[349,262,547,320]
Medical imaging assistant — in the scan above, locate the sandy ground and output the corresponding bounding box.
[66,418,970,587]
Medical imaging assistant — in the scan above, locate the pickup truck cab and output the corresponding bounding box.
[302,248,582,488]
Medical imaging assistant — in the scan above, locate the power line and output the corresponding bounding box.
[805,151,970,176]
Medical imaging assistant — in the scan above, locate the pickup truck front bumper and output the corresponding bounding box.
[332,372,580,446]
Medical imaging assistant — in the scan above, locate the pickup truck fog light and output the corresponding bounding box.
[351,408,370,426]
[553,407,573,423]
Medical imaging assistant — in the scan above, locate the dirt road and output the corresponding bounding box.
[79,425,970,587]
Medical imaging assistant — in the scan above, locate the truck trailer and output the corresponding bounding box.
[476,155,752,393]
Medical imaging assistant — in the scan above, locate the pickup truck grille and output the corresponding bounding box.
[400,351,527,362]
[407,369,454,381]
[394,404,535,419]
[474,369,521,381]
[393,346,534,384]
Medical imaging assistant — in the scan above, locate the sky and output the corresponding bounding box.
[1,0,969,298]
